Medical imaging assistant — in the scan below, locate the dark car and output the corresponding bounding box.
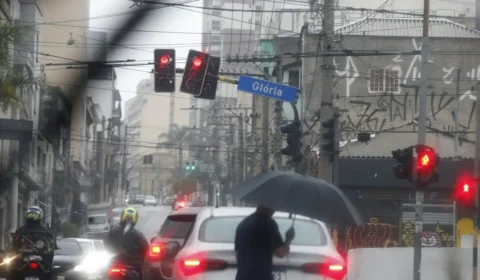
[53,239,88,280]
[143,207,204,280]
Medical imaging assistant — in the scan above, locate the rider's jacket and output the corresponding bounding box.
[13,223,57,255]
[104,225,149,267]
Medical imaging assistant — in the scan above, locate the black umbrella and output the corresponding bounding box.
[230,171,363,225]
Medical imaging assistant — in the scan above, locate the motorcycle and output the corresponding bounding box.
[107,263,141,280]
[8,231,55,280]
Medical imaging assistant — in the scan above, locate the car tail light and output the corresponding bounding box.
[149,243,164,258]
[108,266,126,276]
[29,262,39,269]
[301,262,346,279]
[179,258,228,276]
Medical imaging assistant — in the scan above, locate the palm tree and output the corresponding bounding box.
[157,124,194,178]
[0,21,46,111]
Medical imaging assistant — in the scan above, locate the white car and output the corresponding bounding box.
[143,195,158,206]
[171,207,346,280]
[112,208,123,226]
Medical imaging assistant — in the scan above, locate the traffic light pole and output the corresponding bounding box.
[413,1,430,279]
[474,81,480,280]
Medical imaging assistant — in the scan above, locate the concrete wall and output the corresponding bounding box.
[304,35,480,148]
[348,248,475,279]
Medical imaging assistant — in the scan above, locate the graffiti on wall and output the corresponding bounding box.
[401,221,454,247]
[346,218,399,250]
[333,38,479,141]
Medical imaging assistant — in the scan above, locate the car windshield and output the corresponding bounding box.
[146,196,155,200]
[55,241,82,256]
[88,216,107,225]
[78,241,95,254]
[159,214,196,239]
[136,195,143,199]
[199,216,327,246]
[112,209,122,215]
[93,240,105,251]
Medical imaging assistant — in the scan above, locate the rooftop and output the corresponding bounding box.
[335,18,480,38]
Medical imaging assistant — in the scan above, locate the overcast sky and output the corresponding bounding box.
[89,0,203,107]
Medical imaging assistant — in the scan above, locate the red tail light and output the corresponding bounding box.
[149,243,163,258]
[301,262,346,279]
[179,258,228,276]
[29,262,39,269]
[108,266,126,276]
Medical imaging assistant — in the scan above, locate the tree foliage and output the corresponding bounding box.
[0,21,47,112]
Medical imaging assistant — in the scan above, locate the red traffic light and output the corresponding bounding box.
[463,183,471,193]
[416,148,436,169]
[159,55,170,66]
[192,57,203,68]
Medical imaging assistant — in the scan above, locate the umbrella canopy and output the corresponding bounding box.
[230,171,363,225]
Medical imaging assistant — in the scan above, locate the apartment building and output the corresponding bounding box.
[124,74,191,194]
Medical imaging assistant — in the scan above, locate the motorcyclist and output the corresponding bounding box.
[104,207,149,279]
[8,206,57,280]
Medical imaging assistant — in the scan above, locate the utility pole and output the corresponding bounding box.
[121,125,128,205]
[238,114,245,185]
[454,69,461,157]
[261,95,269,172]
[250,98,259,176]
[474,81,480,280]
[414,0,430,279]
[318,0,335,182]
[274,64,284,170]
[211,104,221,206]
[228,123,235,205]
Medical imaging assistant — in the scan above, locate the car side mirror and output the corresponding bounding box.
[164,241,180,258]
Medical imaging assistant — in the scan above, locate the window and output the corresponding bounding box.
[211,20,221,31]
[369,69,383,92]
[88,215,107,225]
[199,216,327,246]
[384,70,399,92]
[143,155,153,164]
[211,35,221,43]
[55,241,82,256]
[369,69,399,93]
[255,20,261,31]
[159,215,196,239]
[289,70,300,88]
[78,241,95,255]
[212,7,221,16]
[35,33,39,62]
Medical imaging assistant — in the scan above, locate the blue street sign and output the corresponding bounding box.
[237,75,298,103]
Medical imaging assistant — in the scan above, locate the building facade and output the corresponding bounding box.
[124,75,191,194]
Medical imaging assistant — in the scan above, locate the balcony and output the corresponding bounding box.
[35,168,46,185]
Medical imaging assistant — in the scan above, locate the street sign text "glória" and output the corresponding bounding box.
[237,75,298,103]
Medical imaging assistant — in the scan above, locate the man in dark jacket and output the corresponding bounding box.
[9,206,57,280]
[104,207,149,279]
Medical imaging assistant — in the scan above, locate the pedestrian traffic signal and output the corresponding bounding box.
[185,162,191,170]
[413,145,439,185]
[191,161,196,170]
[195,56,220,100]
[216,191,220,196]
[321,117,336,154]
[279,120,302,162]
[391,147,413,180]
[154,49,175,92]
[180,50,211,96]
[454,176,476,208]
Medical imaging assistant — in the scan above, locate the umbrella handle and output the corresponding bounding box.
[288,213,296,226]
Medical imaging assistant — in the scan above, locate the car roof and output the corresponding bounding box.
[199,207,319,221]
[88,214,107,217]
[169,206,206,216]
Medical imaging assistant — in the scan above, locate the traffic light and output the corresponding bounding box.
[321,117,335,154]
[191,161,196,171]
[455,176,476,208]
[154,49,175,92]
[195,56,220,100]
[413,145,439,185]
[279,120,302,162]
[391,147,413,180]
[180,50,211,96]
[185,162,191,171]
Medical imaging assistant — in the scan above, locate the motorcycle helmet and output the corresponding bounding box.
[120,207,138,227]
[25,206,44,224]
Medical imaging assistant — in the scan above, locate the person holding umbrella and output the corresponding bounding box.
[234,204,295,280]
